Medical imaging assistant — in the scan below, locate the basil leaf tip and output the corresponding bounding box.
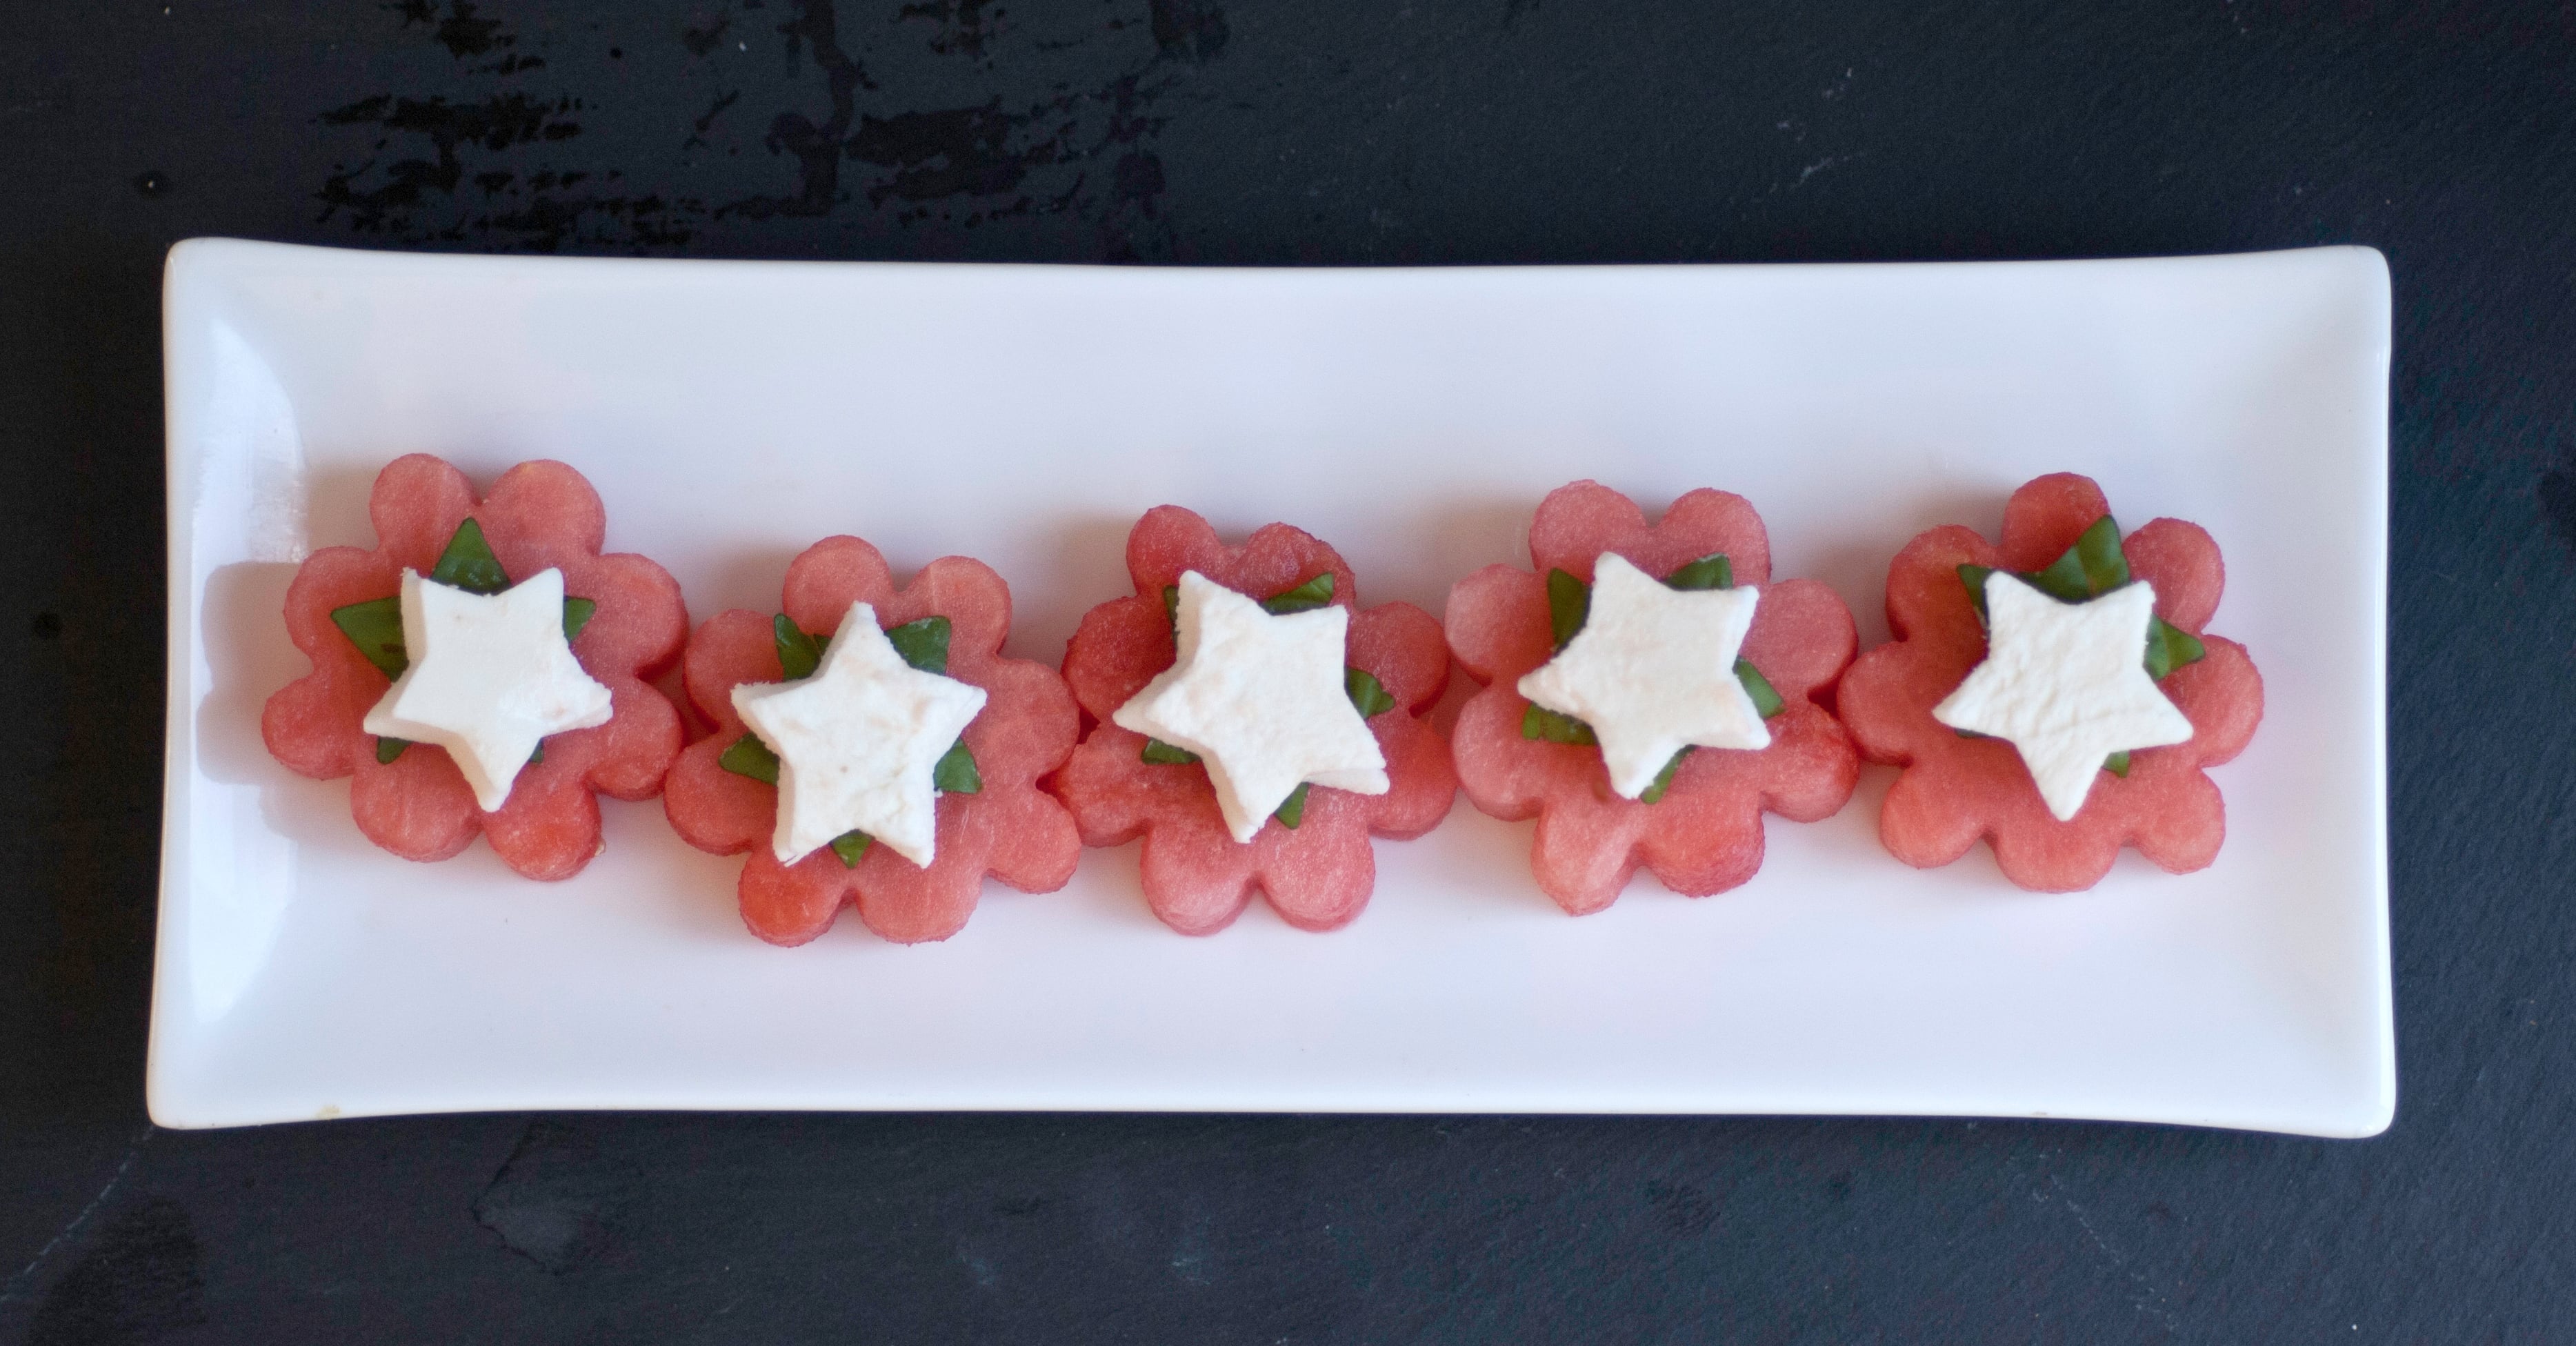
[772,614,823,681]
[2144,616,2206,682]
[1345,666,1397,718]
[1735,658,1786,720]
[2075,515,2129,595]
[1521,702,1598,746]
[1957,564,1996,625]
[1545,568,1590,651]
[331,596,410,680]
[932,738,982,794]
[1141,738,1203,766]
[1665,553,1733,592]
[886,615,952,676]
[375,735,410,764]
[718,732,782,785]
[830,831,872,867]
[431,517,512,595]
[1260,573,1336,615]
[1638,746,1693,804]
[1272,781,1311,829]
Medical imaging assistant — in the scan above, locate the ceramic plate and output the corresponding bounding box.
[153,239,2393,1134]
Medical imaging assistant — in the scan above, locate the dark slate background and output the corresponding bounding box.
[3,1,2570,1340]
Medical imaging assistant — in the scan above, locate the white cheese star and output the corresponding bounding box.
[1516,552,1770,800]
[731,600,987,869]
[1112,570,1389,844]
[363,567,615,812]
[1933,573,2195,822]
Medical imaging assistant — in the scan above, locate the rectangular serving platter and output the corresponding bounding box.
[154,239,2393,1134]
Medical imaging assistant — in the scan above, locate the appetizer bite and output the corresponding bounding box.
[1445,481,1859,913]
[661,537,1081,944]
[262,455,686,880]
[1837,473,2264,891]
[1052,506,1456,935]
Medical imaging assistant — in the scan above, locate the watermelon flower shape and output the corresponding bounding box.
[1837,472,2264,891]
[661,537,1081,944]
[1445,481,1861,914]
[1052,506,1457,935]
[262,455,686,880]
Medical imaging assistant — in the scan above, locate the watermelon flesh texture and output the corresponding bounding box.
[1444,480,1861,915]
[1837,472,2265,891]
[659,536,1081,945]
[1051,505,1457,936]
[261,455,686,881]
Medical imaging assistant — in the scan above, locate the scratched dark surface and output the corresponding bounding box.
[1,1,2572,1342]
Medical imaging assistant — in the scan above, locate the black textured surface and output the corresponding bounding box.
[3,2,2571,1341]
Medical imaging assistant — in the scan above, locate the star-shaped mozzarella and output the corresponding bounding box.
[731,600,987,869]
[1933,573,2195,822]
[362,568,615,812]
[1112,570,1389,844]
[1515,552,1770,800]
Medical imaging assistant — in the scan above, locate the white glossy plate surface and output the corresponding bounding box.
[154,239,2393,1134]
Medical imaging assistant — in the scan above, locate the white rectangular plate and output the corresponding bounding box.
[154,239,2393,1135]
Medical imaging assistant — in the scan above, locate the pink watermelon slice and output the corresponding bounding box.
[660,535,1081,944]
[1837,473,2264,891]
[261,455,688,880]
[1444,480,1861,914]
[1051,506,1457,936]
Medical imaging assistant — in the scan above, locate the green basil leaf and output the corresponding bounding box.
[528,742,543,765]
[1273,781,1311,829]
[431,517,511,595]
[1521,702,1598,746]
[2074,515,2130,595]
[1989,515,2127,606]
[1638,746,1693,804]
[2144,616,2206,682]
[1141,738,1203,765]
[1546,568,1590,650]
[1665,553,1733,591]
[1162,584,1179,631]
[772,614,823,681]
[332,596,410,680]
[1957,564,1996,626]
[719,732,781,785]
[1345,666,1396,717]
[375,736,409,764]
[1261,573,1335,615]
[1735,658,1785,720]
[2021,543,2095,604]
[830,831,872,867]
[886,615,952,676]
[2104,750,2131,778]
[561,596,596,644]
[933,738,982,793]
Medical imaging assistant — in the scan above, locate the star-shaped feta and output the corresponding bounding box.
[1112,570,1389,844]
[732,600,987,869]
[1934,573,2195,822]
[1516,552,1770,800]
[363,568,615,812]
